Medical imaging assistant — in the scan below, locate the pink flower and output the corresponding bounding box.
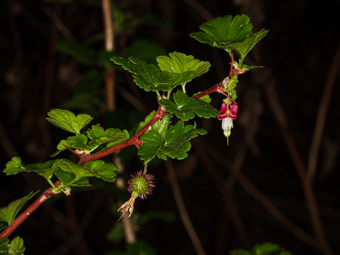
[217,103,238,142]
[217,103,238,121]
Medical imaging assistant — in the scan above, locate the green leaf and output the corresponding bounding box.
[0,238,9,253]
[54,169,91,189]
[3,157,25,175]
[193,93,212,104]
[53,159,91,188]
[46,109,93,134]
[0,192,38,227]
[252,242,280,255]
[9,236,25,255]
[231,29,269,62]
[152,114,171,139]
[138,130,164,162]
[57,134,89,152]
[53,159,86,177]
[138,121,207,161]
[3,157,55,186]
[25,161,55,181]
[162,121,207,159]
[52,159,118,189]
[110,56,183,92]
[190,15,268,61]
[190,15,253,49]
[87,124,129,148]
[84,160,118,182]
[224,75,238,100]
[57,41,97,65]
[159,91,219,121]
[0,238,9,246]
[156,52,210,85]
[137,110,156,131]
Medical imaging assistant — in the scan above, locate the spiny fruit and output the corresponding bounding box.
[127,171,155,199]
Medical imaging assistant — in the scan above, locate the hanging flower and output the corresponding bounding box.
[118,171,155,218]
[217,102,238,144]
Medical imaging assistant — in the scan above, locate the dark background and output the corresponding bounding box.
[1,0,339,254]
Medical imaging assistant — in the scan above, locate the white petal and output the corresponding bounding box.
[222,117,233,132]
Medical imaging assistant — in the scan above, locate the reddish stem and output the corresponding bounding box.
[193,82,222,99]
[78,105,167,165]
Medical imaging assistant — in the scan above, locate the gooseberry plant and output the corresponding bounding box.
[0,15,269,254]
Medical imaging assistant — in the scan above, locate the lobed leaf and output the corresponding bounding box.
[230,29,269,62]
[84,160,118,182]
[138,120,207,162]
[159,91,219,121]
[57,134,89,152]
[190,15,253,50]
[152,114,171,139]
[190,15,268,61]
[3,157,55,185]
[162,121,207,160]
[52,159,118,189]
[111,56,179,92]
[87,124,129,148]
[3,157,25,176]
[9,236,25,255]
[156,52,210,84]
[46,109,93,134]
[138,130,164,162]
[111,56,194,92]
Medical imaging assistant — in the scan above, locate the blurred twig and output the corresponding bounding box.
[101,0,135,243]
[166,160,206,255]
[307,44,340,181]
[102,0,116,111]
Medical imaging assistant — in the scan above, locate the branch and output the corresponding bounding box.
[102,0,116,111]
[0,79,227,239]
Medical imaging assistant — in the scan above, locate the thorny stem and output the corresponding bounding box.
[0,78,231,239]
